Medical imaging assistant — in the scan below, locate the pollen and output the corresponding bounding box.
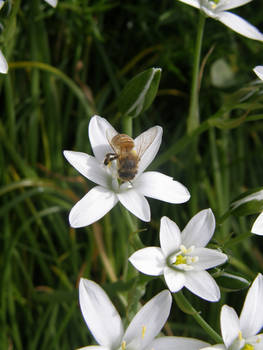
[241,344,254,350]
[175,254,187,265]
[142,325,146,339]
[121,341,126,350]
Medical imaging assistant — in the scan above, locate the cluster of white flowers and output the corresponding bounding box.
[61,1,263,349]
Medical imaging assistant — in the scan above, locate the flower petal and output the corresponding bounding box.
[163,266,185,292]
[69,186,118,227]
[251,213,263,235]
[254,66,263,81]
[184,270,220,302]
[79,279,123,348]
[181,209,215,248]
[199,346,226,350]
[134,171,190,203]
[117,189,150,222]
[147,336,210,350]
[0,49,8,74]
[240,273,263,338]
[217,12,263,41]
[177,0,200,9]
[63,151,108,187]
[135,126,163,174]
[216,0,252,12]
[160,216,182,257]
[129,247,165,276]
[220,305,240,348]
[124,290,172,348]
[192,248,228,270]
[78,346,111,350]
[89,115,118,162]
[43,0,58,7]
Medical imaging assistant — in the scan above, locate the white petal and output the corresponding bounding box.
[220,305,240,348]
[200,346,226,350]
[160,216,182,257]
[79,279,123,348]
[217,12,263,41]
[240,273,263,338]
[177,0,200,9]
[251,213,263,235]
[135,126,163,174]
[184,270,220,302]
[163,266,185,292]
[134,171,190,203]
[129,247,165,276]
[0,49,8,74]
[216,0,252,12]
[89,115,118,163]
[181,209,215,248]
[69,186,118,227]
[43,0,58,7]
[117,188,150,222]
[124,290,172,348]
[63,151,108,187]
[193,248,228,270]
[0,1,5,10]
[148,336,210,350]
[254,66,263,81]
[77,346,110,350]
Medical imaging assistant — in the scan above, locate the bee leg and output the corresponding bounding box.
[104,153,118,166]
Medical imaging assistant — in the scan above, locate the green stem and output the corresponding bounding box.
[122,115,133,136]
[187,13,206,134]
[173,291,223,344]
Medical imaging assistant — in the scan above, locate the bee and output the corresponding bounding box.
[104,126,160,182]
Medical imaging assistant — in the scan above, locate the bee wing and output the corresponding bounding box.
[134,125,163,174]
[106,128,118,153]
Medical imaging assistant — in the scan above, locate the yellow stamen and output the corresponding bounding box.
[238,331,243,341]
[121,341,126,350]
[241,344,254,350]
[174,255,187,265]
[142,325,146,339]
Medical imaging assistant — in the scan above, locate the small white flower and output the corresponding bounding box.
[43,0,58,7]
[79,278,210,350]
[63,115,190,227]
[177,0,263,41]
[200,273,263,350]
[129,209,228,302]
[0,49,8,74]
[253,66,263,81]
[0,1,5,10]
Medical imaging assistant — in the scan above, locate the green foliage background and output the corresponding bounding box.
[1,0,263,349]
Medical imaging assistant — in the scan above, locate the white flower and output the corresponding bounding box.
[129,209,228,302]
[43,0,58,7]
[63,115,190,227]
[200,273,263,350]
[177,0,263,41]
[253,66,263,80]
[0,1,5,10]
[251,212,263,235]
[0,49,8,74]
[78,278,210,350]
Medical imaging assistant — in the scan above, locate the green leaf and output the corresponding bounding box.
[215,272,250,292]
[117,67,161,118]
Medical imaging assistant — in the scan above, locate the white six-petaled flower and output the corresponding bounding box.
[78,278,210,350]
[129,209,228,302]
[177,0,263,41]
[200,273,263,350]
[63,115,190,227]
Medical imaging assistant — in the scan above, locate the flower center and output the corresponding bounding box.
[241,345,254,350]
[169,245,198,271]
